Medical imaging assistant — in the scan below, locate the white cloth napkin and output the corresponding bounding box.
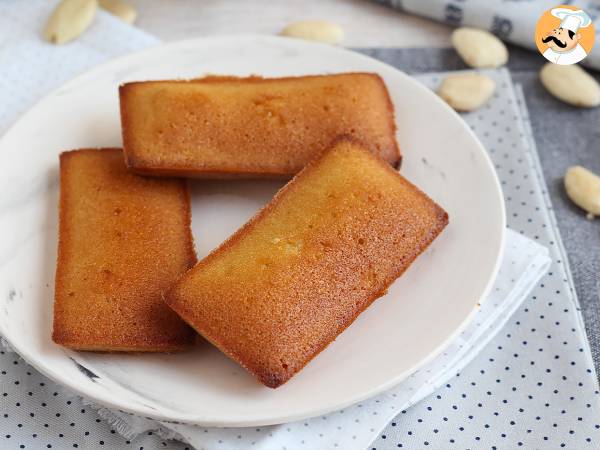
[375,0,600,70]
[0,2,551,449]
[0,0,159,137]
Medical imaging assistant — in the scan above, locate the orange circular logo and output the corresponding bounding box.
[535,5,595,65]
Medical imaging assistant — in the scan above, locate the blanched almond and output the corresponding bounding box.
[540,63,600,108]
[452,27,508,68]
[564,166,600,219]
[43,0,98,45]
[438,73,495,112]
[280,20,344,45]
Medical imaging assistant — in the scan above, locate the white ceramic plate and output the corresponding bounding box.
[0,35,505,427]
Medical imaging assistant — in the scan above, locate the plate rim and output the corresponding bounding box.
[0,34,506,426]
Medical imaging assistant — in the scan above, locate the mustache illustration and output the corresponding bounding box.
[542,35,567,48]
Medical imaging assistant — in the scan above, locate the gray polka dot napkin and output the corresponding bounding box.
[369,69,600,449]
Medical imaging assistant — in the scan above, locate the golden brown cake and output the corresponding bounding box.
[53,149,196,352]
[165,138,448,387]
[119,73,400,178]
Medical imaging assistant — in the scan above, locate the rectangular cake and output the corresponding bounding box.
[165,138,448,387]
[53,149,197,351]
[119,73,400,178]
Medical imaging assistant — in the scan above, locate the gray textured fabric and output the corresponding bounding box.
[357,45,600,378]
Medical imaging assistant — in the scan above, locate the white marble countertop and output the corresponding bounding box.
[126,0,453,47]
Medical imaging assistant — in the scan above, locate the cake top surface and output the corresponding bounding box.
[167,138,447,385]
[54,149,196,351]
[120,73,400,176]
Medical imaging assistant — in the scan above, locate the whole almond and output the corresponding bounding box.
[540,63,600,108]
[43,0,98,45]
[564,166,600,219]
[438,73,495,112]
[99,0,137,24]
[280,20,344,45]
[452,27,508,68]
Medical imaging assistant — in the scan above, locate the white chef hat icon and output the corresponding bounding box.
[551,8,592,33]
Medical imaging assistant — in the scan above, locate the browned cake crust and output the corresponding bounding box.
[53,149,197,352]
[165,138,448,387]
[119,73,401,178]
